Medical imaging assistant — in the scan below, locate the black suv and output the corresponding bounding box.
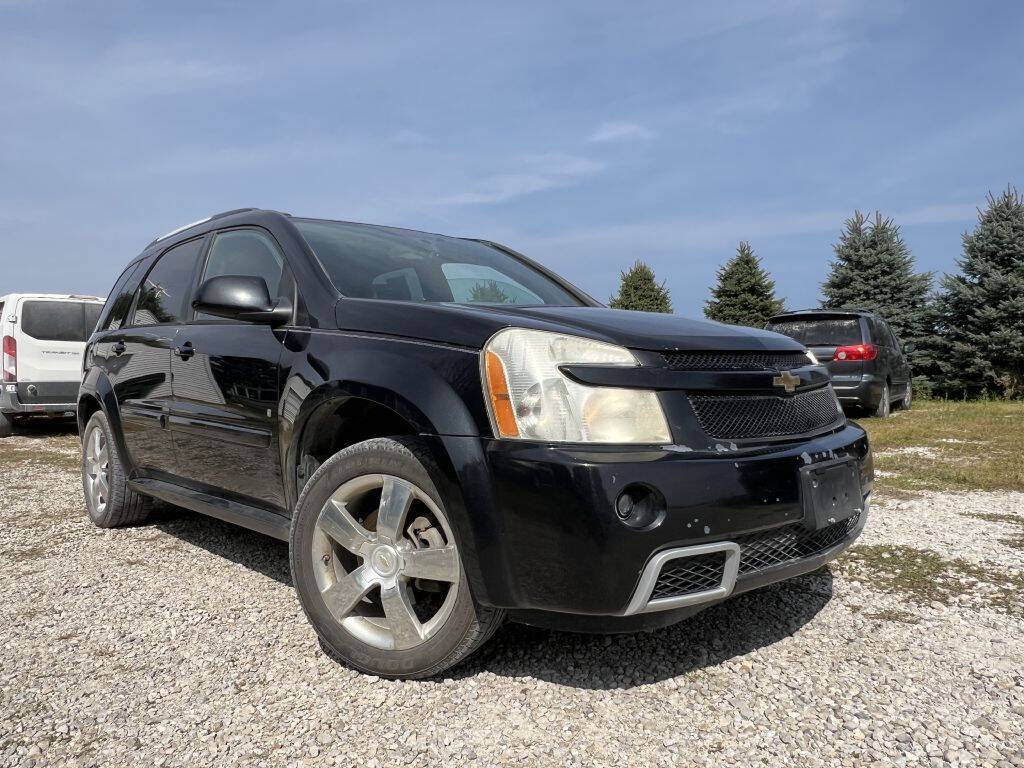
[766,309,913,417]
[79,209,871,678]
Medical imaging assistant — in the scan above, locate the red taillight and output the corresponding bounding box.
[2,335,15,382]
[833,343,877,362]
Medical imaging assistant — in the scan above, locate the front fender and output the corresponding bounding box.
[278,329,496,601]
[280,330,488,438]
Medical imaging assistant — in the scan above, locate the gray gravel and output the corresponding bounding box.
[2,427,1023,767]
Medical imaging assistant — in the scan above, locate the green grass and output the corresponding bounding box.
[0,446,80,473]
[860,399,1024,493]
[841,544,1024,614]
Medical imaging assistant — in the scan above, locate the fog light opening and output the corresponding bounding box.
[615,484,666,529]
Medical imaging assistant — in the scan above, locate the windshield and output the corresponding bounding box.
[294,218,584,306]
[20,301,103,342]
[766,317,863,347]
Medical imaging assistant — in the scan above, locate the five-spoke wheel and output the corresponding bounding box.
[290,437,504,678]
[80,410,152,528]
[83,424,111,516]
[312,474,461,651]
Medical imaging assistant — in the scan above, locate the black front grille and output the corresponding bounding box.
[688,386,841,440]
[650,552,726,599]
[662,351,809,371]
[736,512,860,575]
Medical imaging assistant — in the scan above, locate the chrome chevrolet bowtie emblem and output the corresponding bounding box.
[772,370,801,393]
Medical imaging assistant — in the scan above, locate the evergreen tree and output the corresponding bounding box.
[609,261,673,313]
[470,280,510,303]
[821,211,933,358]
[704,241,785,326]
[923,187,1024,398]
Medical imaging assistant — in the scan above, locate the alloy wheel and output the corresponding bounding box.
[84,426,111,515]
[311,474,461,651]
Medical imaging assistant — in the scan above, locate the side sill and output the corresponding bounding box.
[128,477,290,541]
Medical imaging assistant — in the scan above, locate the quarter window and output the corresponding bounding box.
[100,262,142,331]
[132,238,204,326]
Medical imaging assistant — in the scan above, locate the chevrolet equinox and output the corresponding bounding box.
[78,208,872,678]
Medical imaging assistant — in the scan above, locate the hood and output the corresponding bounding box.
[334,299,805,353]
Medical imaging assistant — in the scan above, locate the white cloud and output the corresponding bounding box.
[520,201,978,255]
[891,203,978,226]
[588,121,655,143]
[437,152,605,206]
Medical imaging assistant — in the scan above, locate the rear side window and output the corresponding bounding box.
[20,301,103,342]
[132,238,204,326]
[767,317,863,346]
[888,325,901,349]
[98,262,142,331]
[867,317,888,346]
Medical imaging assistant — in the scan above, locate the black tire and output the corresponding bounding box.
[0,411,11,438]
[897,383,912,411]
[81,410,153,527]
[290,436,504,679]
[873,382,891,418]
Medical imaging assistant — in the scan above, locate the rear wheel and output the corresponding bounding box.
[897,382,912,411]
[82,411,152,527]
[290,437,503,678]
[0,411,11,438]
[873,382,891,418]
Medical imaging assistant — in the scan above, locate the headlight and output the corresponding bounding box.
[482,328,671,443]
[805,350,819,365]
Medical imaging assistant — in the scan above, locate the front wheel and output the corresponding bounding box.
[289,437,503,678]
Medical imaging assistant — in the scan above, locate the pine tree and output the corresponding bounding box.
[609,261,672,313]
[821,211,933,356]
[704,241,785,326]
[470,280,510,303]
[923,187,1024,398]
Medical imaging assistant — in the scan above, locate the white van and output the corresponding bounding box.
[1,293,104,437]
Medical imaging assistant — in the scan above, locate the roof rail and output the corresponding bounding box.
[778,307,873,314]
[148,208,259,246]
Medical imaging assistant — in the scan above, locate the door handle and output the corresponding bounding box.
[111,341,126,356]
[174,342,195,360]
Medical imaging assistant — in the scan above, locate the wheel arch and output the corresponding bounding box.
[77,371,136,475]
[285,382,469,508]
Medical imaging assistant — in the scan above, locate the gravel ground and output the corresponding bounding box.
[2,426,1023,767]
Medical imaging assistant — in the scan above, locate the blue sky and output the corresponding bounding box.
[2,1,1022,313]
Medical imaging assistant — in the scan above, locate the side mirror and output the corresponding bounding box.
[903,342,916,354]
[192,275,292,327]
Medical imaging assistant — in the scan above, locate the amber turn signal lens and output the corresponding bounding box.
[485,351,519,437]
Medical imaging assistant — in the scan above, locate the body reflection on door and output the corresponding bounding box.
[94,328,178,475]
[168,323,286,510]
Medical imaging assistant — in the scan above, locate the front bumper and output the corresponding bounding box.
[442,423,871,620]
[830,373,884,409]
[0,384,77,416]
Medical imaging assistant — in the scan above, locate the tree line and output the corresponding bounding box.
[608,187,1024,399]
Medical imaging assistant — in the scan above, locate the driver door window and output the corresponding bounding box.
[195,229,290,322]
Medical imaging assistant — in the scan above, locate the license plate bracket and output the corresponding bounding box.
[800,458,863,530]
